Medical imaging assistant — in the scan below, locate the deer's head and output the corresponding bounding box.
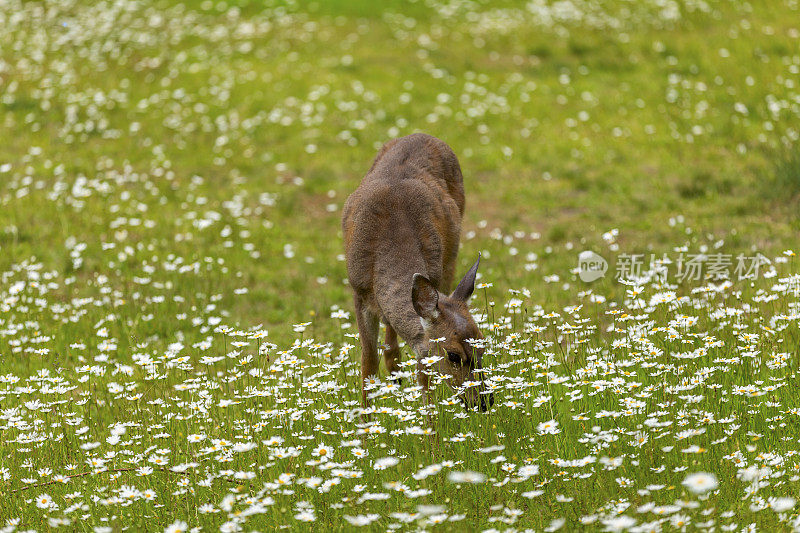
[412,256,494,412]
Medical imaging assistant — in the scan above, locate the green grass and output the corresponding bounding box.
[1,0,799,530]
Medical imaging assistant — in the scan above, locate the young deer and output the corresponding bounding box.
[342,133,494,412]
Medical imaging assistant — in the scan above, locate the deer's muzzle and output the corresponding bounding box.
[479,392,495,412]
[461,383,494,412]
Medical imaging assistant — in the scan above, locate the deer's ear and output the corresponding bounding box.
[412,274,439,321]
[452,255,480,301]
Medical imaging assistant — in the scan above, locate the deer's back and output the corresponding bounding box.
[343,134,465,303]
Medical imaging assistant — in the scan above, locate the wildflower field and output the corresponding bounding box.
[2,0,800,530]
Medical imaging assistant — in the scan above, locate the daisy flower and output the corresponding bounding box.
[682,472,718,494]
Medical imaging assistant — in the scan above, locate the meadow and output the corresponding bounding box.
[1,0,799,530]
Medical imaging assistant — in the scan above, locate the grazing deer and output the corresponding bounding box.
[342,133,494,412]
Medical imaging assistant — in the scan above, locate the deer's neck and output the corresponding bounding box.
[375,255,431,356]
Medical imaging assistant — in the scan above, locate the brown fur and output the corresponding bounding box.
[342,133,492,411]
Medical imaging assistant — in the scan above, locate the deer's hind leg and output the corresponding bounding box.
[354,295,380,408]
[382,322,402,385]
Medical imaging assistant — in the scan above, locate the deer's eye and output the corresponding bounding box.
[447,352,461,365]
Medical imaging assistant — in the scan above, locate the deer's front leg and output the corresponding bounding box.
[383,323,402,384]
[355,296,380,409]
[415,356,431,405]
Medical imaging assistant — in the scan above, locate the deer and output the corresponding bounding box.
[342,133,494,413]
